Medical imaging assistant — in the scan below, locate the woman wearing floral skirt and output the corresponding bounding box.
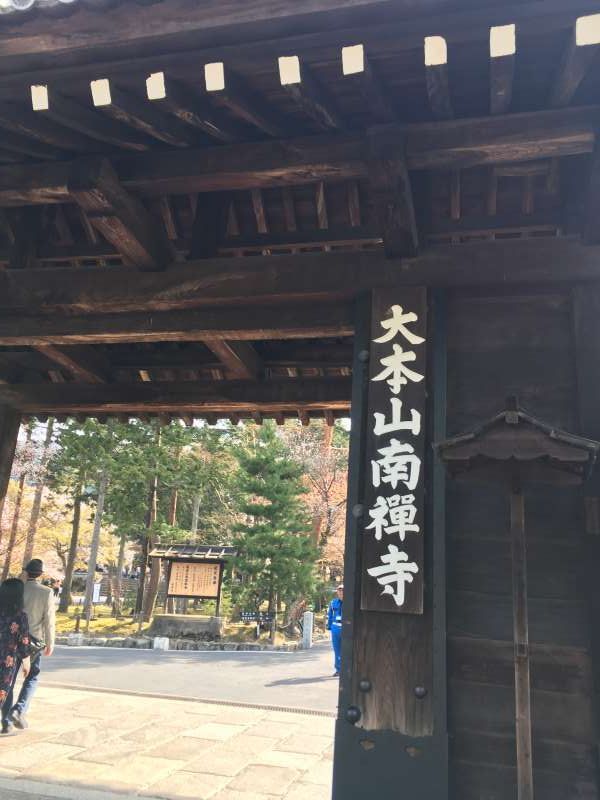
[0,579,30,735]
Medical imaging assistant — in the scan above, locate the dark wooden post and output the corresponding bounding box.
[0,405,21,521]
[572,284,600,773]
[510,482,534,800]
[333,288,448,800]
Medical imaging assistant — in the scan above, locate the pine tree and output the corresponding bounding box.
[232,423,319,616]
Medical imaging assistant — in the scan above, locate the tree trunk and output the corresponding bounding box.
[2,471,26,579]
[22,418,55,568]
[113,530,127,617]
[143,555,161,621]
[168,487,178,526]
[84,469,109,626]
[59,484,83,613]
[135,426,161,616]
[136,476,158,617]
[191,492,201,535]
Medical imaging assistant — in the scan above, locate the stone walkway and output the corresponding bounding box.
[0,686,334,799]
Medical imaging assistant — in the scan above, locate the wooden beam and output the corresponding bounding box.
[251,188,269,234]
[584,132,600,244]
[154,197,178,242]
[0,0,590,72]
[111,342,352,372]
[282,187,297,232]
[0,224,381,264]
[0,106,594,207]
[347,181,361,227]
[33,345,110,383]
[315,182,329,230]
[424,36,453,120]
[281,60,345,131]
[490,55,515,115]
[203,340,262,380]
[0,378,352,417]
[450,169,461,220]
[95,84,198,148]
[0,129,63,160]
[551,20,600,107]
[154,78,241,144]
[343,52,396,124]
[7,238,600,317]
[68,158,173,270]
[368,131,418,257]
[0,304,354,346]
[188,191,229,259]
[209,66,287,137]
[490,24,516,115]
[0,104,97,152]
[8,207,42,269]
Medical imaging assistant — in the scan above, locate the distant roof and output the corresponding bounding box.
[0,0,139,19]
[0,0,77,13]
[149,544,237,561]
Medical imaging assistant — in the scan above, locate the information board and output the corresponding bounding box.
[167,561,221,598]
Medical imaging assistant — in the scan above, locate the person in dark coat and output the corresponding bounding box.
[327,584,343,677]
[0,579,30,735]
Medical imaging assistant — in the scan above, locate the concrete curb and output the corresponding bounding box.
[43,680,337,717]
[0,776,165,800]
[56,634,306,652]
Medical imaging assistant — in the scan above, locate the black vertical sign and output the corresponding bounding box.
[361,288,427,614]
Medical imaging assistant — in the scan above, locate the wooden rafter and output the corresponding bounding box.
[34,344,110,383]
[68,158,173,270]
[155,78,241,144]
[343,51,395,124]
[0,105,95,153]
[281,61,345,131]
[203,340,263,380]
[210,66,287,137]
[42,93,152,151]
[551,21,600,107]
[95,84,198,148]
[490,54,515,115]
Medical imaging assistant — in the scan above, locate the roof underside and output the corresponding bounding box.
[0,0,598,422]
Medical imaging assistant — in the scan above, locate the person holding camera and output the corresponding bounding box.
[7,559,55,731]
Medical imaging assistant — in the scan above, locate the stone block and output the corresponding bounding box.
[228,764,299,796]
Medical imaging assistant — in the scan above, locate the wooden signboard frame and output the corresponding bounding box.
[361,287,428,614]
[165,558,225,616]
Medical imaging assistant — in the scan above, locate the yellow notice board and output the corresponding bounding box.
[167,561,221,598]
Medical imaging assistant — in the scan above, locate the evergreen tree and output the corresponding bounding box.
[232,423,318,615]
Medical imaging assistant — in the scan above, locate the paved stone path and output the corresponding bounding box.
[0,686,334,799]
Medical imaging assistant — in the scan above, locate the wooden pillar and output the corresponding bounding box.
[333,288,448,800]
[0,405,21,520]
[510,484,534,800]
[572,284,600,774]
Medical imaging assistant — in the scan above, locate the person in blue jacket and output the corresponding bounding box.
[327,584,343,677]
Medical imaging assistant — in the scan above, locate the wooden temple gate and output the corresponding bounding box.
[1,0,600,796]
